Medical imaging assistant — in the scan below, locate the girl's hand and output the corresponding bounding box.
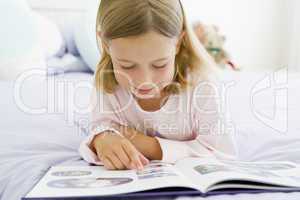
[91,132,149,170]
[112,124,163,161]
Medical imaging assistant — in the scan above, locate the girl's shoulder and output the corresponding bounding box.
[186,69,220,96]
[91,85,130,106]
[184,72,220,112]
[90,86,134,114]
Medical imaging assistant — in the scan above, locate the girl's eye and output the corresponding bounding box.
[153,64,167,69]
[120,65,136,70]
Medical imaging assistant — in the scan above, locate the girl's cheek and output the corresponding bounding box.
[158,65,176,82]
[114,68,134,88]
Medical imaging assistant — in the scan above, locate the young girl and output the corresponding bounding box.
[79,0,237,171]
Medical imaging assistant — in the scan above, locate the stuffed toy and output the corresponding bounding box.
[193,22,240,70]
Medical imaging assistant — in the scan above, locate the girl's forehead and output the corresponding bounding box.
[112,31,177,46]
[109,31,177,60]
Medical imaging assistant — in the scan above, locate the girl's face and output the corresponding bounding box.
[107,31,181,99]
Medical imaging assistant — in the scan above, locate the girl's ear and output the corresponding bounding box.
[176,31,186,54]
[97,31,110,54]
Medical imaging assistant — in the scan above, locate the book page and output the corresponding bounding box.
[175,157,230,191]
[25,161,197,198]
[174,157,300,192]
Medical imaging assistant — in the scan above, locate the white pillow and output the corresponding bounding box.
[34,13,66,59]
[73,0,101,72]
[0,0,46,80]
[47,53,91,75]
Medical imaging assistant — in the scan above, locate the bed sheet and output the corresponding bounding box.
[0,71,300,200]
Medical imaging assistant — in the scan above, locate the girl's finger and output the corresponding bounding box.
[138,152,150,166]
[121,140,144,169]
[96,148,118,170]
[116,145,132,169]
[95,147,105,162]
[102,156,115,170]
[108,152,126,170]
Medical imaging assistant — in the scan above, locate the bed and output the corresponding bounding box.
[1,0,300,199]
[1,71,300,200]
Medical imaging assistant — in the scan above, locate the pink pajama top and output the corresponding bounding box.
[79,76,237,165]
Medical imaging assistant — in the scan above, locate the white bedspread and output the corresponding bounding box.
[0,71,300,200]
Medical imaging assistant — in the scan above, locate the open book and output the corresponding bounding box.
[22,157,300,199]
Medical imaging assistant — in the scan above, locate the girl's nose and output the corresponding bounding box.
[137,70,154,87]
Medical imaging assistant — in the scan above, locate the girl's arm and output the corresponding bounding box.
[154,132,237,164]
[120,124,236,164]
[130,133,163,161]
[79,88,129,165]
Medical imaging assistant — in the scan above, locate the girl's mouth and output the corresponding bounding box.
[136,88,153,94]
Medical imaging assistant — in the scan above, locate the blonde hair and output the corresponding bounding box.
[95,0,217,94]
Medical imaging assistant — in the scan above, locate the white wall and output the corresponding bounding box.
[28,0,86,54]
[287,0,300,72]
[28,0,298,71]
[182,0,291,71]
[28,0,85,10]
